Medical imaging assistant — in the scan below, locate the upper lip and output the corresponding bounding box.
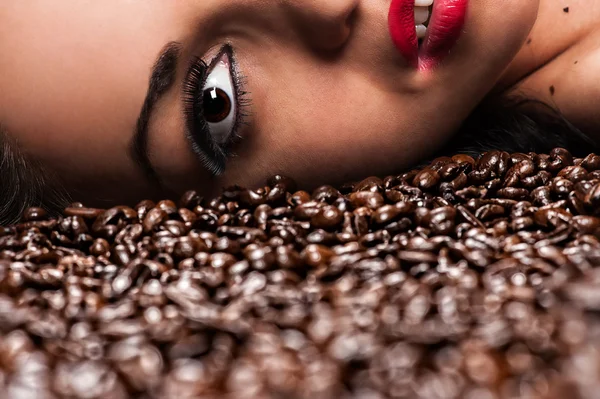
[388,0,469,70]
[388,0,420,67]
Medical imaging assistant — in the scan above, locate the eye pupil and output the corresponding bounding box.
[203,87,232,123]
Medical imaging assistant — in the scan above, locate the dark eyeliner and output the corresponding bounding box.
[182,44,248,176]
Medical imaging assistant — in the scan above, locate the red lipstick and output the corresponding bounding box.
[388,0,419,68]
[388,0,469,71]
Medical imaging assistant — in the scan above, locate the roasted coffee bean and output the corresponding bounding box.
[179,190,203,210]
[92,207,136,236]
[294,201,320,220]
[267,174,297,193]
[290,190,311,206]
[412,168,441,191]
[156,200,178,215]
[558,165,589,183]
[163,220,188,237]
[581,153,600,171]
[64,206,104,220]
[437,162,462,181]
[142,208,168,233]
[572,215,600,234]
[531,186,553,206]
[301,244,334,267]
[473,204,504,221]
[534,207,572,228]
[429,156,453,172]
[134,200,155,222]
[89,238,110,257]
[550,177,575,198]
[385,188,406,203]
[584,182,600,209]
[312,185,341,203]
[353,176,384,193]
[59,216,89,236]
[425,206,456,235]
[239,188,268,207]
[372,202,414,226]
[349,191,385,210]
[207,197,226,212]
[548,147,574,171]
[521,170,551,188]
[2,148,600,399]
[445,172,468,191]
[477,150,510,178]
[112,244,132,266]
[22,207,49,222]
[311,205,343,230]
[175,208,197,227]
[263,183,285,206]
[497,187,530,201]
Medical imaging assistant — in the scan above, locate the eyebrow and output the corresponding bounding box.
[129,42,182,186]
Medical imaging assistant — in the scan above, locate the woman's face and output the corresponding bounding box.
[0,0,539,205]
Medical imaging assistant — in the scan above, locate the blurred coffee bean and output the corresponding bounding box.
[1,147,600,399]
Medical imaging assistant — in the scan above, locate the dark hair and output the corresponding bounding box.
[0,97,598,225]
[0,127,70,225]
[435,96,600,159]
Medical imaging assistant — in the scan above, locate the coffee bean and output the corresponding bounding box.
[477,150,510,178]
[290,190,311,206]
[425,206,456,236]
[412,169,441,191]
[156,200,178,215]
[451,153,476,168]
[312,185,341,203]
[179,190,203,209]
[3,148,600,399]
[446,172,468,191]
[497,187,530,201]
[89,238,110,257]
[311,205,343,230]
[549,147,574,171]
[64,206,104,220]
[503,160,535,187]
[581,153,600,171]
[353,176,384,193]
[521,170,552,188]
[584,182,600,209]
[239,188,268,207]
[22,207,49,222]
[301,244,334,267]
[142,208,167,233]
[163,220,188,237]
[558,165,589,183]
[135,200,155,222]
[475,204,505,221]
[267,174,297,193]
[572,215,600,234]
[531,186,553,206]
[349,191,385,210]
[534,207,572,228]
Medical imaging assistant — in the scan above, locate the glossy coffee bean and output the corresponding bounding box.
[1,147,599,399]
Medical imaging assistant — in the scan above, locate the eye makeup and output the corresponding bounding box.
[182,44,250,176]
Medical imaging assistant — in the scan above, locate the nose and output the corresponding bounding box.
[282,0,358,53]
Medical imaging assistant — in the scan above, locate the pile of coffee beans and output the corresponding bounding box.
[2,148,600,398]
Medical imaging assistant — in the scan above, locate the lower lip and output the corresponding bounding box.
[388,0,469,71]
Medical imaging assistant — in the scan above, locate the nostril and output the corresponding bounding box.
[283,0,359,53]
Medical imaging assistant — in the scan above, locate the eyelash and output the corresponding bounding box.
[182,45,251,176]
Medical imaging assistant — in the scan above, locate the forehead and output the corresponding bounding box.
[0,3,183,200]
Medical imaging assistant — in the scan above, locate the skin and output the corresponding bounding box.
[1,0,586,207]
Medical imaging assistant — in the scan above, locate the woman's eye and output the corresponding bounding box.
[202,53,236,144]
